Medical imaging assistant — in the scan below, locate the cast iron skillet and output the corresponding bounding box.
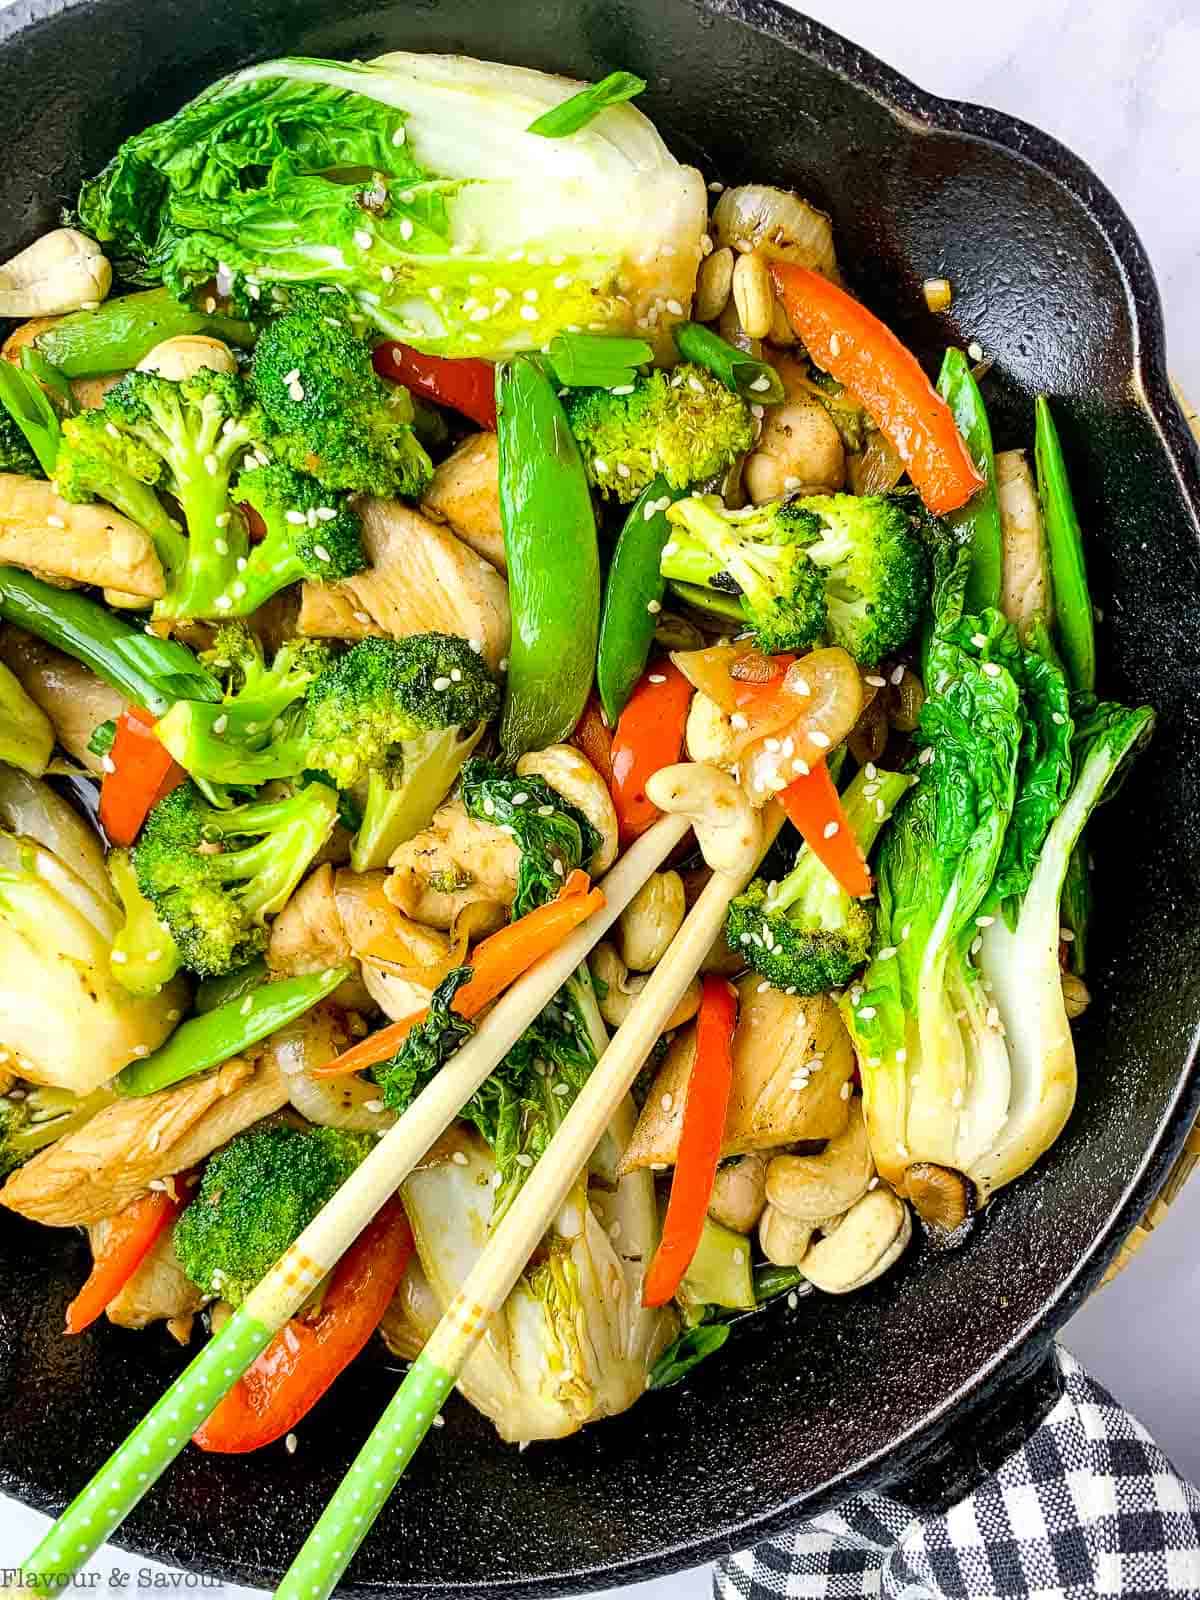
[0,0,1198,1593]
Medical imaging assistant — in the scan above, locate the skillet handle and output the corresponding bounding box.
[880,1340,1063,1515]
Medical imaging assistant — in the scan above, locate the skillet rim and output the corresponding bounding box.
[0,0,1197,1590]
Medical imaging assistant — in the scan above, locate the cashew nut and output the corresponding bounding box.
[516,743,619,875]
[618,870,686,972]
[799,1186,912,1294]
[708,1153,767,1233]
[137,335,237,381]
[685,691,739,771]
[0,229,111,317]
[589,940,700,1032]
[643,763,760,877]
[758,1203,813,1267]
[765,1101,874,1222]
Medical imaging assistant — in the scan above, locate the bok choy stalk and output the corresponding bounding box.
[77,54,706,359]
[396,1110,674,1444]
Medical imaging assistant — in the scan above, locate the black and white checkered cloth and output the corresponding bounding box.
[715,1348,1200,1600]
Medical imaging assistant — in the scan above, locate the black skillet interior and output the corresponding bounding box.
[1,0,1199,1593]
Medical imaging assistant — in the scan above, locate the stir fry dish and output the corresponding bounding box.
[0,52,1154,1450]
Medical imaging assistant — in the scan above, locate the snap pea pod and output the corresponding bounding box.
[674,322,785,405]
[116,966,351,1097]
[937,347,1002,613]
[666,578,747,625]
[496,355,600,761]
[1034,394,1096,695]
[195,956,270,1014]
[32,287,255,378]
[596,475,689,724]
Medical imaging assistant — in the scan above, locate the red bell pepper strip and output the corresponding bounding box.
[313,870,604,1078]
[643,976,738,1308]
[570,694,616,790]
[65,1178,193,1334]
[769,262,984,517]
[779,759,872,899]
[610,661,693,845]
[373,341,497,430]
[99,707,187,847]
[193,1198,414,1453]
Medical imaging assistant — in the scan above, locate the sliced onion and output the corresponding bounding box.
[741,648,864,799]
[275,1002,396,1135]
[0,832,121,943]
[671,643,754,712]
[0,769,115,908]
[712,184,840,281]
[361,962,437,1024]
[334,870,453,977]
[848,427,906,495]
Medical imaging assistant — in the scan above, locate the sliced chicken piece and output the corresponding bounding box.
[421,433,506,574]
[618,980,854,1174]
[0,628,125,775]
[92,1218,204,1343]
[0,477,163,598]
[298,499,510,671]
[385,796,520,930]
[996,448,1051,631]
[1,1052,287,1226]
[70,373,125,411]
[268,863,353,977]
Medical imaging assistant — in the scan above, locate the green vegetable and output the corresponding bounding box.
[673,321,785,405]
[0,359,61,476]
[108,849,183,997]
[665,579,747,625]
[0,400,43,477]
[937,348,1002,613]
[527,70,646,137]
[154,626,335,787]
[300,634,499,873]
[249,286,430,499]
[0,1084,113,1180]
[496,355,600,761]
[564,364,754,504]
[0,567,221,715]
[377,963,605,1224]
[117,966,350,1098]
[174,1123,371,1302]
[971,698,1153,1195]
[596,475,688,724]
[132,780,339,977]
[75,55,701,359]
[54,408,188,575]
[648,1322,731,1389]
[662,491,928,664]
[726,766,912,993]
[0,660,54,776]
[19,348,75,414]
[87,719,117,758]
[194,956,270,1015]
[1034,395,1096,694]
[31,288,254,378]
[460,758,599,916]
[1059,845,1091,976]
[547,331,653,389]
[678,1216,754,1311]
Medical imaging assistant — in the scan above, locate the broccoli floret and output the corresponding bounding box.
[174,1123,372,1304]
[305,636,501,872]
[660,493,827,655]
[0,1084,112,1180]
[108,848,183,996]
[0,407,42,477]
[54,408,188,575]
[790,493,929,667]
[133,778,338,976]
[564,364,754,503]
[249,286,431,499]
[459,759,599,916]
[155,626,336,787]
[234,462,366,598]
[725,767,911,993]
[96,367,262,620]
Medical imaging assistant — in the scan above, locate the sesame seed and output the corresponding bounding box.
[536,804,555,818]
[46,514,65,529]
[399,218,414,242]
[354,228,373,250]
[878,946,897,961]
[593,457,610,474]
[967,340,984,361]
[708,180,725,192]
[919,746,935,765]
[392,125,407,145]
[313,544,331,564]
[646,599,662,614]
[751,403,765,419]
[282,368,300,386]
[519,305,538,322]
[971,632,987,648]
[616,462,632,479]
[213,536,230,557]
[516,1153,534,1169]
[203,453,219,476]
[975,915,995,928]
[828,333,841,356]
[288,380,305,402]
[1052,711,1066,725]
[648,673,667,684]
[552,859,565,876]
[432,676,451,691]
[214,595,232,611]
[611,384,635,396]
[982,661,1002,678]
[660,1093,674,1111]
[665,299,684,316]
[1061,927,1076,942]
[730,713,749,730]
[110,945,127,961]
[987,1006,1001,1028]
[970,935,983,956]
[823,820,839,839]
[792,758,810,775]
[499,657,509,672]
[552,1082,570,1098]
[858,1005,877,1020]
[451,1151,469,1166]
[809,729,831,748]
[764,737,780,752]
[840,1081,852,1100]
[511,791,530,805]
[748,374,772,393]
[876,798,886,819]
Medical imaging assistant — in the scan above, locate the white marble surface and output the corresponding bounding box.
[2,3,1198,1597]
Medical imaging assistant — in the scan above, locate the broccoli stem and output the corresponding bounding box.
[0,566,221,714]
[203,785,340,917]
[33,288,255,379]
